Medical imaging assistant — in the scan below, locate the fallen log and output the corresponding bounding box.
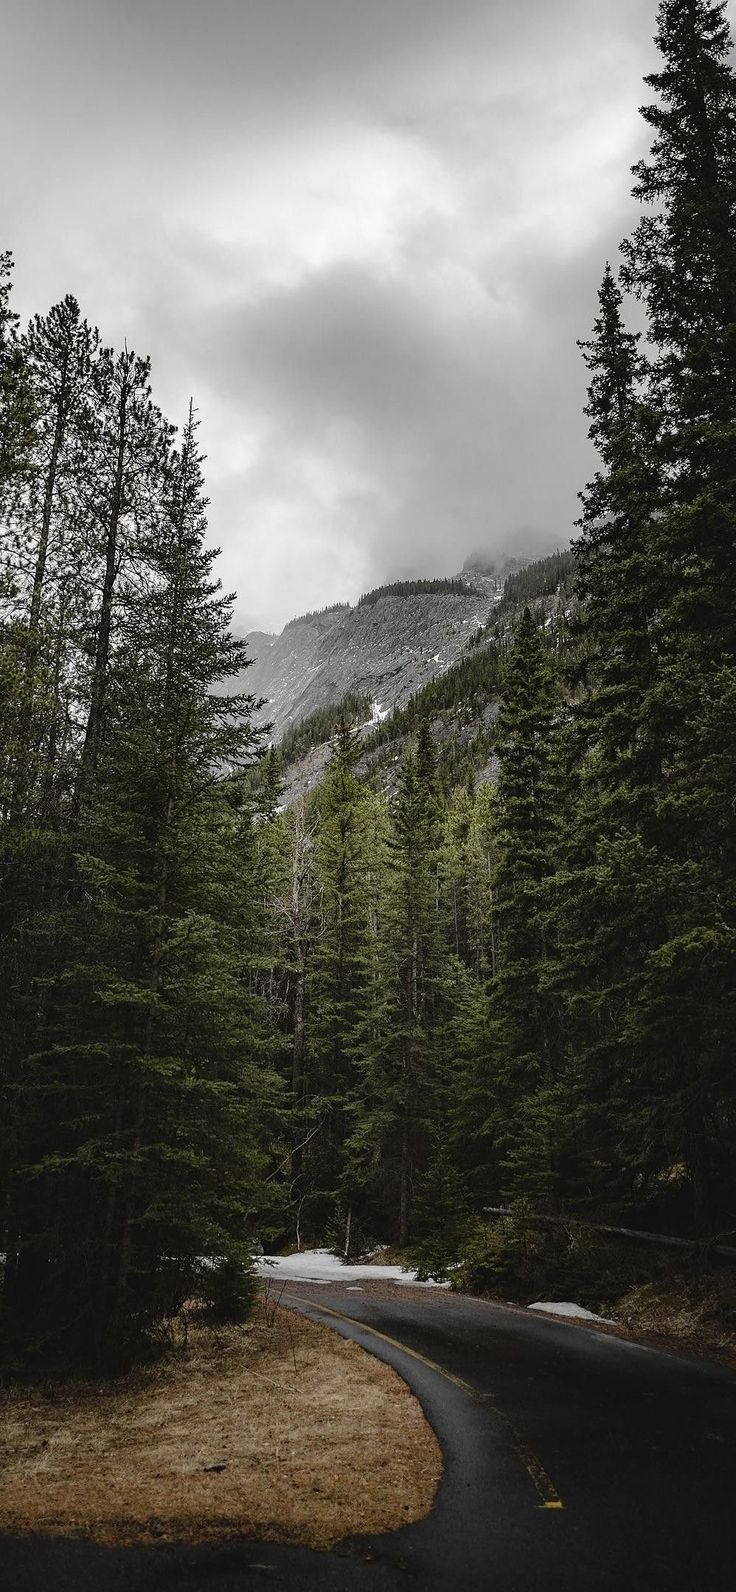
[481,1208,736,1263]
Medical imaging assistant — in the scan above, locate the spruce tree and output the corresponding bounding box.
[2,404,275,1366]
[305,722,375,1243]
[0,289,95,1310]
[78,345,171,791]
[0,252,34,501]
[572,265,663,795]
[552,268,668,1211]
[559,1,736,1225]
[621,0,736,1222]
[260,792,319,1246]
[21,297,97,648]
[349,730,444,1246]
[484,609,566,1204]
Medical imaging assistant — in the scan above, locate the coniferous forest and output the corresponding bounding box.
[1,0,735,1370]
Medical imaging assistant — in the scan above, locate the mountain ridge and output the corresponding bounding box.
[245,549,576,809]
[241,562,508,740]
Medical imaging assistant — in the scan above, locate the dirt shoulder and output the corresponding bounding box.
[0,1302,442,1550]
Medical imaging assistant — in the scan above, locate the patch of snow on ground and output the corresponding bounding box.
[528,1301,616,1324]
[256,1248,449,1288]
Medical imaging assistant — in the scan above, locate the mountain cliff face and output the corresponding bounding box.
[243,568,502,739]
[245,548,576,810]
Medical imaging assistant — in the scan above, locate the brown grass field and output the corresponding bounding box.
[0,1301,442,1550]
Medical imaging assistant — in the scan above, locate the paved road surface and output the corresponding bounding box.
[3,1283,736,1591]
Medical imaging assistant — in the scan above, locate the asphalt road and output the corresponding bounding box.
[3,1284,736,1591]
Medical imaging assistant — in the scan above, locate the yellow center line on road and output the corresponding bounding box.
[281,1291,565,1513]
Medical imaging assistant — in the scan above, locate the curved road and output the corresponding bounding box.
[4,1282,736,1591]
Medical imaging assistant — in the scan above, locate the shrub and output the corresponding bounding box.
[197,1251,258,1323]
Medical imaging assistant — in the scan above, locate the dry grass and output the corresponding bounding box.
[0,1302,442,1550]
[616,1273,736,1362]
[454,1219,736,1365]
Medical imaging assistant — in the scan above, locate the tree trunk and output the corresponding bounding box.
[291,944,306,1183]
[107,797,171,1360]
[398,1121,410,1249]
[79,362,129,790]
[686,1126,712,1232]
[28,355,70,643]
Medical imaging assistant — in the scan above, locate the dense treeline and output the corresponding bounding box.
[557,0,736,1231]
[1,0,735,1365]
[0,274,285,1368]
[277,693,372,769]
[282,602,350,630]
[256,0,736,1263]
[357,578,476,607]
[267,550,567,788]
[464,548,575,649]
[495,549,575,616]
[365,644,504,752]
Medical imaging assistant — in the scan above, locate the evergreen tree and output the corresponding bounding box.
[439,784,476,964]
[78,345,171,791]
[464,781,499,980]
[622,0,735,460]
[0,252,34,501]
[21,297,97,647]
[620,0,736,777]
[550,268,669,1212]
[261,792,320,1247]
[623,0,736,1222]
[2,405,275,1366]
[0,291,95,1311]
[305,722,375,1242]
[559,1,736,1225]
[350,730,444,1245]
[572,265,663,795]
[410,1134,472,1281]
[484,609,566,1203]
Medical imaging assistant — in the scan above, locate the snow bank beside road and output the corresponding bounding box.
[256,1248,449,1288]
[528,1301,615,1324]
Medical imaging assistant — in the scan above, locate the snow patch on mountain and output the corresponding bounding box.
[238,572,503,740]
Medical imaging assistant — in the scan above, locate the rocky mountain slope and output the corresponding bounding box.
[246,550,576,809]
[241,566,505,740]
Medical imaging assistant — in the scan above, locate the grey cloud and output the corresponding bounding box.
[183,254,598,621]
[3,0,669,629]
[6,0,657,165]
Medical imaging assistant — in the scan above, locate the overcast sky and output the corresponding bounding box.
[5,0,725,632]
